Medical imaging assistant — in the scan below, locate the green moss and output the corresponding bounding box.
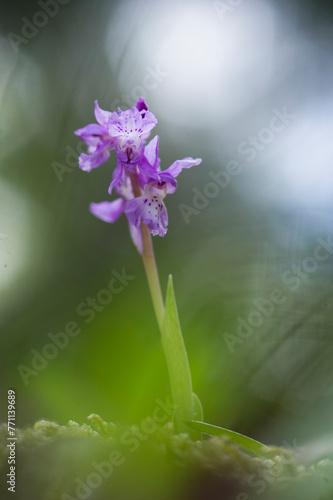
[1,417,332,500]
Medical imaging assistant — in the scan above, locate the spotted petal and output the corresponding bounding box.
[124,185,168,237]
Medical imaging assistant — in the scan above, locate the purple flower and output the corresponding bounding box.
[124,137,202,236]
[76,98,202,250]
[109,97,157,166]
[75,98,157,180]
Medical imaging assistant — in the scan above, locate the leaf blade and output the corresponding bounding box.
[162,275,197,437]
[186,421,272,457]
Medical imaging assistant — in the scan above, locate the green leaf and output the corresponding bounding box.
[162,275,199,439]
[185,421,273,457]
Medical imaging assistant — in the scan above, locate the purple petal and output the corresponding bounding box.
[143,135,160,169]
[79,148,110,172]
[138,155,160,180]
[94,100,114,128]
[139,110,158,139]
[128,223,143,254]
[137,169,149,190]
[89,199,125,223]
[115,169,134,200]
[108,161,124,195]
[74,123,108,144]
[164,157,202,179]
[124,197,141,227]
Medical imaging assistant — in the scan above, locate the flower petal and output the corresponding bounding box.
[156,171,177,192]
[74,123,108,144]
[124,190,168,237]
[143,135,160,169]
[138,155,160,180]
[115,169,134,200]
[94,100,114,128]
[164,157,202,179]
[89,199,125,223]
[139,110,158,139]
[108,161,124,195]
[79,147,110,172]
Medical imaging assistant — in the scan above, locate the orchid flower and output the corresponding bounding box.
[74,98,158,186]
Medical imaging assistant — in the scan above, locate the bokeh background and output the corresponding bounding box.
[1,0,333,466]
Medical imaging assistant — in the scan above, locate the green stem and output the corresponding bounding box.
[140,222,164,331]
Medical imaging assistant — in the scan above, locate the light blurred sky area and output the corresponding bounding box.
[0,0,333,456]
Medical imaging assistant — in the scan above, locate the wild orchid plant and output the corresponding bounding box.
[75,98,272,455]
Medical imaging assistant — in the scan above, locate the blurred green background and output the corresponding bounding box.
[1,0,333,461]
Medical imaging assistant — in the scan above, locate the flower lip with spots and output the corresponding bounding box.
[125,182,169,237]
[109,98,157,166]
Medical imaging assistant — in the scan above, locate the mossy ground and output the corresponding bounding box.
[1,416,332,500]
